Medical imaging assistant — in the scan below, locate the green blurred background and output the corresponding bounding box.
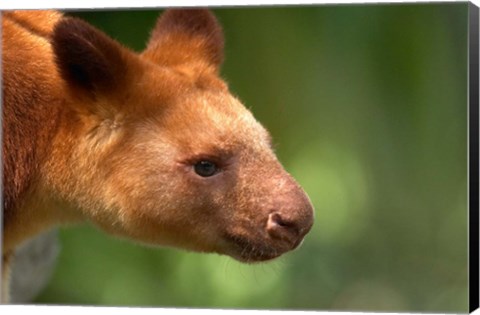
[35,3,469,312]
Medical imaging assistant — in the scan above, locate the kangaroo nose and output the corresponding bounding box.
[267,212,301,246]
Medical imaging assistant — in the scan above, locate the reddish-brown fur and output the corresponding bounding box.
[1,9,314,303]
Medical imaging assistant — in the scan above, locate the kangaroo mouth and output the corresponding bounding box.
[222,233,289,263]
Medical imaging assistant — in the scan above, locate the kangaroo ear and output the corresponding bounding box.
[52,17,132,98]
[142,9,224,71]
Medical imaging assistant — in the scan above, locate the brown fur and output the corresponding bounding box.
[2,11,65,243]
[2,9,314,303]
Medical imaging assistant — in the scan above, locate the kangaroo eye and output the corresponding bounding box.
[194,160,219,177]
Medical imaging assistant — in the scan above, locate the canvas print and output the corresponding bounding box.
[1,3,477,313]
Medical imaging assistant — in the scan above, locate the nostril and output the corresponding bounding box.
[272,213,290,227]
[267,212,299,237]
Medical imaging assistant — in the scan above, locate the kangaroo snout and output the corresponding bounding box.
[267,195,314,250]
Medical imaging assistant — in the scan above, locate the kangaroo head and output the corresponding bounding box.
[49,9,314,262]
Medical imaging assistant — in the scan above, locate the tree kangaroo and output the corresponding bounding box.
[2,9,314,303]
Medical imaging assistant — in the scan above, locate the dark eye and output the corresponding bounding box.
[194,160,219,177]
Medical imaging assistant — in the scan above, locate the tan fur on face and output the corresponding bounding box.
[2,9,314,302]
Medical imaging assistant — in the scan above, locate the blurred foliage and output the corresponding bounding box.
[35,3,469,312]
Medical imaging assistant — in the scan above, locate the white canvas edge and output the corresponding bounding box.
[0,0,478,315]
